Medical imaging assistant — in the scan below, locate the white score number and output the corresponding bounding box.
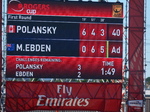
[91,29,96,36]
[112,29,121,36]
[77,64,82,78]
[82,29,86,36]
[82,46,96,53]
[81,46,105,54]
[100,29,105,36]
[82,28,105,36]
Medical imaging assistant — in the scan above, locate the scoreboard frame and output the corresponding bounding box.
[6,0,123,79]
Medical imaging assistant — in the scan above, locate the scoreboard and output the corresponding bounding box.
[6,0,123,79]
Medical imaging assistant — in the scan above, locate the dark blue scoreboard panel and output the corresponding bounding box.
[6,1,123,79]
[7,21,80,56]
[7,18,123,57]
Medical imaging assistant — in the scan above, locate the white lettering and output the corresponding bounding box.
[16,25,57,34]
[16,44,51,52]
[17,26,22,33]
[15,71,34,77]
[26,9,36,15]
[16,44,23,51]
[102,61,114,66]
[57,85,72,96]
[111,46,120,53]
[36,95,90,107]
[37,95,46,106]
[16,64,43,69]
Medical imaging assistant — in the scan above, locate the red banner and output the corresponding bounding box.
[6,81,122,111]
[128,0,144,111]
[7,0,123,17]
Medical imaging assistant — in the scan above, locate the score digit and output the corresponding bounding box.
[91,29,96,36]
[91,46,96,53]
[80,23,89,39]
[82,46,87,53]
[78,64,82,70]
[89,24,97,39]
[100,46,104,53]
[100,29,105,36]
[82,28,87,36]
[97,24,107,40]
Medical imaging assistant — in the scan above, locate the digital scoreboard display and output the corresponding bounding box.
[6,0,123,79]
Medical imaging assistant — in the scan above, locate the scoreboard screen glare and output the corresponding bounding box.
[6,0,123,79]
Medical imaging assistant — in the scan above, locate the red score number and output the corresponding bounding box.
[107,24,123,40]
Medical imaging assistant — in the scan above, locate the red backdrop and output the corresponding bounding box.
[128,0,145,111]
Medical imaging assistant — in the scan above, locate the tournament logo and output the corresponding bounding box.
[9,0,24,12]
[8,0,50,15]
[112,4,123,17]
